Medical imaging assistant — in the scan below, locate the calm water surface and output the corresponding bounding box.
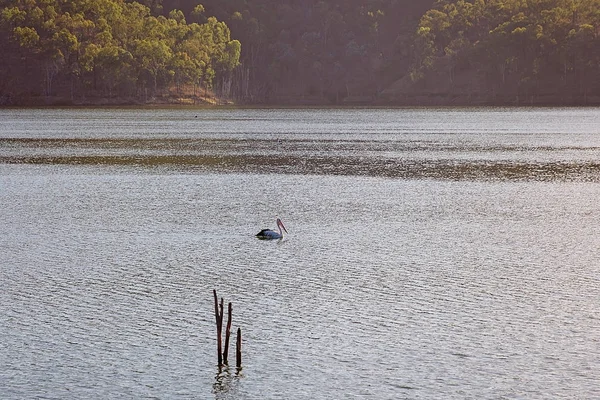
[1,108,599,399]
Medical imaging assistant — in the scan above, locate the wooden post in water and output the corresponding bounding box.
[223,302,233,364]
[236,327,242,369]
[213,290,223,366]
[219,298,224,358]
[212,290,242,369]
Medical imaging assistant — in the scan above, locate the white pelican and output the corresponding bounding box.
[256,218,288,240]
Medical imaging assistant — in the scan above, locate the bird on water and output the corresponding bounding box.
[256,218,288,240]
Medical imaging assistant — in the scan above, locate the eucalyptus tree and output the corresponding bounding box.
[0,0,240,103]
[411,0,600,102]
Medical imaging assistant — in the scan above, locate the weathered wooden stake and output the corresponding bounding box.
[223,302,233,364]
[213,290,223,366]
[213,290,243,369]
[236,327,242,369]
[219,298,224,330]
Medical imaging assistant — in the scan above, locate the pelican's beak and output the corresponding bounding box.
[278,219,288,233]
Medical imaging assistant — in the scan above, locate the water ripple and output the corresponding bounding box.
[2,108,600,399]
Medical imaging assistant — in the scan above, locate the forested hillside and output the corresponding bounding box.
[159,0,435,103]
[0,0,240,105]
[1,0,599,105]
[385,0,600,104]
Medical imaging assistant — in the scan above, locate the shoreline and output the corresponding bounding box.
[1,94,599,108]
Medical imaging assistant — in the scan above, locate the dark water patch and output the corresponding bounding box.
[4,137,600,152]
[3,153,600,182]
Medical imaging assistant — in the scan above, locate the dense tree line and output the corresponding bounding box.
[1,0,599,105]
[158,0,600,104]
[0,0,240,104]
[158,0,434,103]
[406,0,600,103]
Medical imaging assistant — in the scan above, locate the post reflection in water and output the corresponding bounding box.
[213,365,243,400]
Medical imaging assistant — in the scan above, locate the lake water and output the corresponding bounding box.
[1,107,599,399]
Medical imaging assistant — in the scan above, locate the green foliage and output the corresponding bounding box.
[4,0,597,104]
[158,0,436,102]
[411,0,600,102]
[171,0,597,103]
[13,26,40,48]
[0,0,240,101]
